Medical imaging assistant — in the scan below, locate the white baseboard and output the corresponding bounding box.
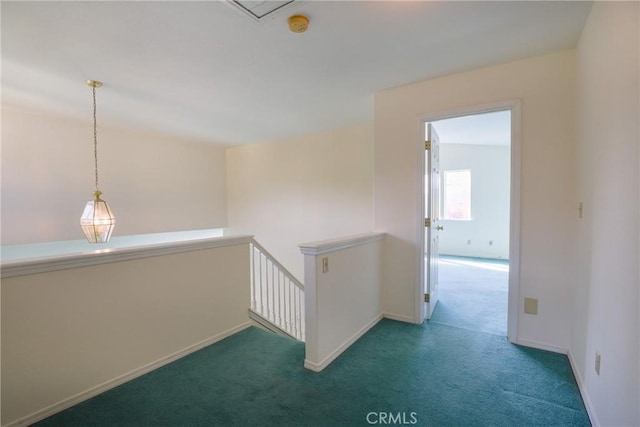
[382,312,418,324]
[304,313,383,372]
[567,349,600,427]
[5,322,252,427]
[515,338,568,354]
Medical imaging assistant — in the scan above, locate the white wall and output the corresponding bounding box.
[375,51,576,350]
[226,123,374,281]
[1,240,251,426]
[438,143,510,259]
[1,107,228,245]
[571,2,639,426]
[300,233,383,372]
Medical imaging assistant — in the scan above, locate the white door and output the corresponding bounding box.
[425,124,442,320]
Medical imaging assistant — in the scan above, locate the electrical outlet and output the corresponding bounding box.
[524,297,538,315]
[322,257,329,273]
[467,240,471,245]
[489,240,493,246]
[595,352,601,375]
[578,202,583,219]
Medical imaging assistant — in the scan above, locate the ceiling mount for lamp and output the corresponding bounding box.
[288,15,309,33]
[86,79,102,89]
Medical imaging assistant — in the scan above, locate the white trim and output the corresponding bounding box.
[299,232,385,256]
[515,338,567,355]
[383,312,420,324]
[415,118,428,324]
[303,254,319,368]
[567,349,599,427]
[507,100,522,344]
[248,308,300,342]
[304,313,383,372]
[417,100,522,343]
[1,235,254,278]
[4,322,252,427]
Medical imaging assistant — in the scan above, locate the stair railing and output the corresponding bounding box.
[249,240,305,341]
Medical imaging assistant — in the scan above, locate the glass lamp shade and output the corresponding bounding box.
[80,191,116,243]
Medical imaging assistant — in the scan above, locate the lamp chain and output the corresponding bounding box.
[92,85,99,192]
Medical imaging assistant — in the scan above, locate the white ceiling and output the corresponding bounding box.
[431,110,511,146]
[2,1,592,146]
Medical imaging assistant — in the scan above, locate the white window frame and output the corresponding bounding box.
[442,169,472,220]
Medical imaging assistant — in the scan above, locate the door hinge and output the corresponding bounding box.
[424,293,430,303]
[425,218,431,227]
[425,140,431,150]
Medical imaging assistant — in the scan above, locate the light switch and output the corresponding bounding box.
[322,257,329,273]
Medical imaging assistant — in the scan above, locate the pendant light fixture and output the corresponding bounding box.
[80,80,116,243]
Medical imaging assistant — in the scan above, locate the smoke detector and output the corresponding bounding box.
[288,15,309,33]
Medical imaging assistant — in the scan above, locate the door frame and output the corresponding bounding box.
[416,99,521,344]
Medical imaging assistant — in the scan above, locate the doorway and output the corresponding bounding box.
[420,102,520,342]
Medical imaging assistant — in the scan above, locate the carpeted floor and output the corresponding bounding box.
[432,255,509,336]
[36,315,590,426]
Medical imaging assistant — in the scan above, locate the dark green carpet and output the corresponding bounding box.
[36,319,590,426]
[433,256,509,336]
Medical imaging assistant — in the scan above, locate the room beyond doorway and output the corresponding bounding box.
[423,108,513,336]
[432,256,509,335]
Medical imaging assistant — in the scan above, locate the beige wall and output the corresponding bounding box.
[226,123,374,280]
[1,107,228,245]
[1,241,251,426]
[572,2,639,425]
[375,51,576,349]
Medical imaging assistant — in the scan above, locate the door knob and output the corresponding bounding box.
[437,226,444,231]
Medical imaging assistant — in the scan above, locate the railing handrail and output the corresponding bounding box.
[250,239,304,290]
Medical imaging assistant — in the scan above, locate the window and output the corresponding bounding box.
[443,170,471,220]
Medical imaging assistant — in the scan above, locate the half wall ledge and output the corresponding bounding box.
[1,234,253,278]
[298,232,386,256]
